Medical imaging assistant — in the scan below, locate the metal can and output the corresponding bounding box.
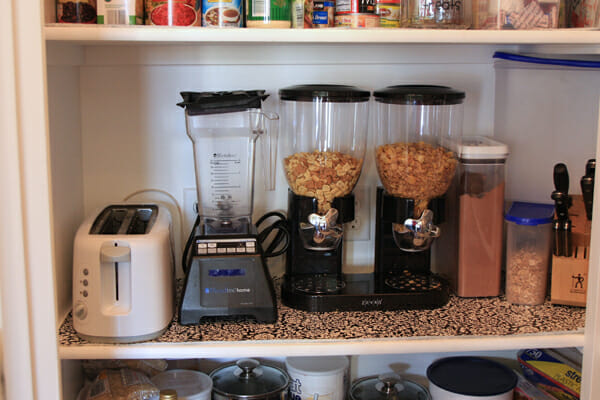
[335,12,379,26]
[246,0,292,28]
[202,0,242,26]
[375,0,402,27]
[57,0,98,23]
[336,0,374,14]
[313,0,335,27]
[146,0,201,25]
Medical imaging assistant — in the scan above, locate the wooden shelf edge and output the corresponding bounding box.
[44,25,600,45]
[58,330,585,360]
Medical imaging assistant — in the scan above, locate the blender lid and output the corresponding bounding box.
[279,84,371,102]
[350,374,431,400]
[373,85,465,105]
[210,359,290,398]
[177,90,269,115]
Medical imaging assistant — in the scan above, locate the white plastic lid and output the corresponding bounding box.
[459,136,509,160]
[151,370,212,400]
[285,356,349,375]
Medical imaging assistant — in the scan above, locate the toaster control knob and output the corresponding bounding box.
[74,303,87,320]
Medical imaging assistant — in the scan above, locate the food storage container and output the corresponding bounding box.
[286,356,349,400]
[504,201,555,305]
[407,0,471,28]
[151,370,212,400]
[472,0,562,29]
[457,136,509,297]
[373,85,464,252]
[426,356,517,399]
[210,359,290,400]
[349,373,431,400]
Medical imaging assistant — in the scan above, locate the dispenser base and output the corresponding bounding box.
[281,272,450,312]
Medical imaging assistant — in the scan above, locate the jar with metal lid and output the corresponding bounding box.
[210,359,290,400]
[350,373,431,400]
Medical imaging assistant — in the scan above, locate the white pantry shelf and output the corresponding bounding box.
[58,331,585,360]
[44,25,600,45]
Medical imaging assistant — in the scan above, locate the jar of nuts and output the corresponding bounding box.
[279,85,370,215]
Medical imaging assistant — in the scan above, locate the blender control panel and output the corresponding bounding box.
[195,238,257,256]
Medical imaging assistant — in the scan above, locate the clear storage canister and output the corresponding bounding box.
[279,84,370,215]
[504,202,555,305]
[457,136,509,297]
[373,85,464,217]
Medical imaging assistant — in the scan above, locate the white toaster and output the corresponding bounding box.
[73,204,174,343]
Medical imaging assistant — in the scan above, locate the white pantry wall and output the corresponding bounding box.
[78,45,496,271]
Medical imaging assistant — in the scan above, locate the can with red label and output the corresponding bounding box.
[335,12,379,26]
[335,0,374,14]
[313,0,335,27]
[145,0,201,26]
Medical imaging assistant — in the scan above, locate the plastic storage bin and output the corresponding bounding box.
[504,202,555,305]
[472,0,562,29]
[457,136,509,297]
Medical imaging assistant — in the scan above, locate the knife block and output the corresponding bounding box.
[550,195,591,307]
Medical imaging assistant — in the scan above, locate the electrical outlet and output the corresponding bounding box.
[345,187,370,241]
[183,188,198,236]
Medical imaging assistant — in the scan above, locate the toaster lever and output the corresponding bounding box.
[100,245,131,263]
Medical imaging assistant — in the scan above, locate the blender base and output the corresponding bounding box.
[179,234,277,324]
[281,272,450,312]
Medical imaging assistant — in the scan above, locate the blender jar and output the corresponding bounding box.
[178,91,278,235]
[279,84,370,249]
[373,85,464,251]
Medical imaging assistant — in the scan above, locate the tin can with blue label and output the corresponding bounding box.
[202,0,243,26]
[313,0,335,26]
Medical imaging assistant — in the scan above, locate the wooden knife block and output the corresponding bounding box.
[550,195,591,307]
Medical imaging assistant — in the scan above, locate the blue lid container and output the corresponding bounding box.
[505,202,555,226]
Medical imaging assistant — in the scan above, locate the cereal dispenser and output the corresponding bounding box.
[278,84,369,311]
[373,85,464,307]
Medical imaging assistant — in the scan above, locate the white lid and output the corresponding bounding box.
[459,136,509,160]
[151,370,212,400]
[285,356,349,375]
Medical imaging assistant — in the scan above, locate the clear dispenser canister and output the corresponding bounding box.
[457,136,509,297]
[279,85,370,215]
[373,85,464,251]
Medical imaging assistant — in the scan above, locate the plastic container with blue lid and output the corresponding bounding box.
[504,202,555,305]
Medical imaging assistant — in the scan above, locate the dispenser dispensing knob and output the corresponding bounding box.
[74,302,87,320]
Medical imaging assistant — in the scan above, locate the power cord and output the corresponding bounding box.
[256,211,290,258]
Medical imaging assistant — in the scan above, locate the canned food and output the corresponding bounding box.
[97,0,143,24]
[336,0,375,14]
[313,0,335,27]
[202,0,242,26]
[335,12,379,26]
[145,0,201,26]
[375,1,402,26]
[57,0,98,23]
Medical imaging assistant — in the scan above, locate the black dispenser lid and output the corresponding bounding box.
[279,84,371,102]
[178,90,269,115]
[373,85,465,105]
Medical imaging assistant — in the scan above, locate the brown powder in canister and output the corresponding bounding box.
[457,182,505,297]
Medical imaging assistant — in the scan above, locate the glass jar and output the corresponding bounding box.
[407,0,471,28]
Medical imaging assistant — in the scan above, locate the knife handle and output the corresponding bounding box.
[585,159,596,178]
[554,163,570,194]
[581,175,594,220]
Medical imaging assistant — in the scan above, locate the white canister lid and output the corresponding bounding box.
[151,369,212,400]
[285,356,349,375]
[459,136,509,161]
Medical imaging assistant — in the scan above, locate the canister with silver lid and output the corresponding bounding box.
[350,373,431,400]
[210,359,290,400]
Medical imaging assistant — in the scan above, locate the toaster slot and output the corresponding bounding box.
[127,207,158,234]
[91,207,129,235]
